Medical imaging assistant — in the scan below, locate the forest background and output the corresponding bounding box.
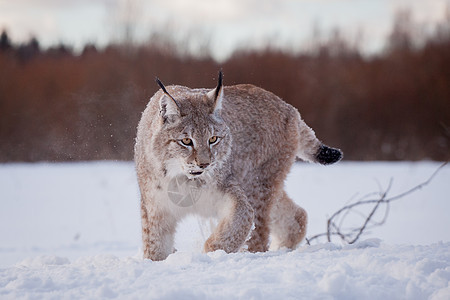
[1,9,449,162]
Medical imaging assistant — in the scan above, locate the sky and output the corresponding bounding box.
[0,0,449,60]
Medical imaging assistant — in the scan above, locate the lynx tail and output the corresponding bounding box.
[296,115,343,165]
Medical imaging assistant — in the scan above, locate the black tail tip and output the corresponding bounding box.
[316,145,343,165]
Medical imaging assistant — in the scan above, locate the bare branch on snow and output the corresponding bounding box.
[305,162,448,245]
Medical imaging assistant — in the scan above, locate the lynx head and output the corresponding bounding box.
[152,72,231,180]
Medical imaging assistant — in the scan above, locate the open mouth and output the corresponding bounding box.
[188,170,203,176]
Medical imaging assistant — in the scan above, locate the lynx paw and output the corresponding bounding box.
[204,239,220,253]
[204,236,242,254]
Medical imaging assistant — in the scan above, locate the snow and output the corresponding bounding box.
[1,161,449,299]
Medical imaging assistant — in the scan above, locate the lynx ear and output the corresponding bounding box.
[156,77,181,121]
[207,70,223,113]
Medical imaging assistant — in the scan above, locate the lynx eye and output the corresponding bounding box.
[180,138,193,146]
[208,136,219,145]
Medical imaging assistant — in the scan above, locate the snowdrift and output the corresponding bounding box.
[1,161,449,299]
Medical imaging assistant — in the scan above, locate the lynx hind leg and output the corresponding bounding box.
[269,192,307,250]
[141,201,177,261]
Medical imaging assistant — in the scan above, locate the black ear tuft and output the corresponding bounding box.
[316,145,343,165]
[215,70,223,99]
[208,70,224,113]
[156,77,169,94]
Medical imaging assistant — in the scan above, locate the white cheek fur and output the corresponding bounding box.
[165,158,184,178]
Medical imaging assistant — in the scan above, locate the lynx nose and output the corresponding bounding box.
[198,163,210,169]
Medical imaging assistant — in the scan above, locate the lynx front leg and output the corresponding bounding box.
[204,195,254,253]
[269,191,308,250]
[141,200,176,261]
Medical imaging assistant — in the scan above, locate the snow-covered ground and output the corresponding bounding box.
[1,161,449,299]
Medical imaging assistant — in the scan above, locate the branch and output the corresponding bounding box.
[307,162,447,245]
[347,178,391,244]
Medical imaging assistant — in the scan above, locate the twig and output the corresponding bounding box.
[348,178,392,244]
[308,162,447,245]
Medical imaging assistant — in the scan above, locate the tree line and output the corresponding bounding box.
[0,12,449,162]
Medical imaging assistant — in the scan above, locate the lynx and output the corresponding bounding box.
[135,72,342,261]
